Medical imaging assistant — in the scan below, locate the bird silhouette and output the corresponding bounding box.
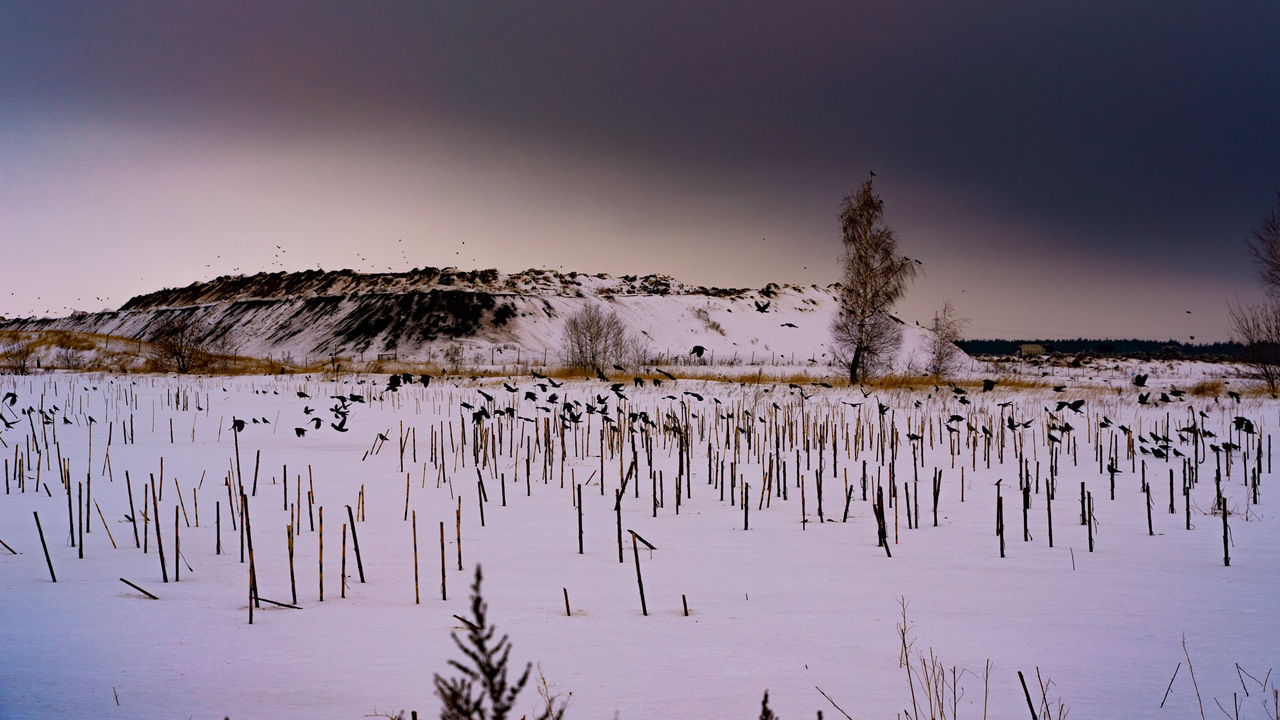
[1132,374,1148,388]
[690,346,706,358]
[781,322,797,328]
[754,300,770,313]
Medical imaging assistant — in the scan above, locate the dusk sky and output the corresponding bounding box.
[2,2,1278,340]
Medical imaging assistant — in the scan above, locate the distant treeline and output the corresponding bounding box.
[956,338,1244,358]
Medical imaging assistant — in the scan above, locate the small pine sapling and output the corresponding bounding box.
[435,565,566,720]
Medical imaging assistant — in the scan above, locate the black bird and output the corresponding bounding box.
[754,300,770,313]
[613,364,625,371]
[532,370,547,379]
[1132,373,1148,388]
[812,382,832,388]
[1233,416,1255,434]
[683,391,704,401]
[547,377,563,388]
[295,427,306,438]
[1137,393,1150,405]
[231,418,246,433]
[504,383,519,393]
[2,392,16,406]
[420,374,432,387]
[595,368,609,381]
[311,418,323,429]
[1052,385,1066,393]
[657,369,676,381]
[690,345,706,358]
[781,322,798,328]
[1227,390,1241,403]
[477,389,493,402]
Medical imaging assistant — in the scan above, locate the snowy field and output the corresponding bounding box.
[1,368,1277,719]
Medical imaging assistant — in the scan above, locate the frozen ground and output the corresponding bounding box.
[0,366,1276,719]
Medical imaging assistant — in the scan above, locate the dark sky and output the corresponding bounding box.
[2,1,1277,339]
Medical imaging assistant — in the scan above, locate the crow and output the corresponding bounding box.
[683,391,704,401]
[503,383,519,393]
[781,322,798,328]
[657,369,676,381]
[812,382,832,388]
[690,345,706,358]
[1052,385,1066,393]
[1132,373,1148,388]
[754,300,770,313]
[1227,390,1241,403]
[2,392,16,406]
[477,389,494,403]
[311,418,323,429]
[295,427,306,438]
[297,391,310,399]
[1137,393,1150,405]
[231,418,246,433]
[982,379,997,392]
[595,368,610,381]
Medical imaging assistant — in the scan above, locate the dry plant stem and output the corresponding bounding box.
[1184,634,1207,720]
[815,686,854,720]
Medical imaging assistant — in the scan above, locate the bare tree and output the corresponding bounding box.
[561,304,643,370]
[1231,191,1280,394]
[149,312,212,373]
[928,301,969,379]
[1247,189,1280,295]
[1228,299,1280,394]
[0,332,37,375]
[831,176,920,382]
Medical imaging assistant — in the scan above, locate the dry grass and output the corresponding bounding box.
[1187,379,1225,397]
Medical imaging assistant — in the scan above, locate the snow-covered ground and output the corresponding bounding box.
[1,366,1276,719]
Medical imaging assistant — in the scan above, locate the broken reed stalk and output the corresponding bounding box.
[341,523,347,599]
[630,531,648,616]
[439,520,447,601]
[125,471,139,548]
[94,500,116,549]
[287,523,297,605]
[346,505,365,583]
[1017,671,1038,720]
[318,506,324,602]
[412,510,419,605]
[173,505,180,582]
[119,577,158,600]
[563,587,571,617]
[242,491,258,610]
[154,480,168,582]
[34,512,55,582]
